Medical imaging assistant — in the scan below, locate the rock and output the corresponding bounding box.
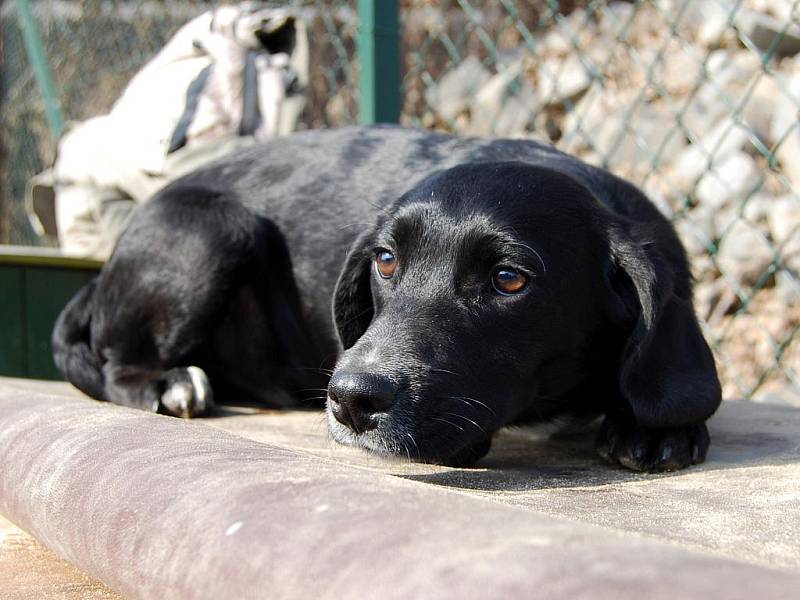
[490,91,537,137]
[694,277,731,321]
[325,90,351,124]
[427,56,491,122]
[643,175,674,218]
[768,194,800,271]
[769,0,796,21]
[681,51,761,140]
[768,195,800,244]
[770,73,800,189]
[465,62,538,137]
[597,2,635,38]
[624,3,675,49]
[753,384,800,406]
[560,82,610,152]
[560,83,669,162]
[735,9,800,57]
[673,117,753,191]
[770,75,799,143]
[540,28,572,57]
[741,76,781,146]
[717,219,776,285]
[533,108,562,142]
[714,205,741,237]
[683,0,736,46]
[748,0,797,21]
[494,46,526,72]
[776,133,800,194]
[742,191,777,223]
[695,151,760,209]
[540,8,593,56]
[691,203,719,240]
[590,104,687,170]
[656,42,705,96]
[683,193,773,248]
[676,216,713,258]
[536,55,592,105]
[775,269,800,305]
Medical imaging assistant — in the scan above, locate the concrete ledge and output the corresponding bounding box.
[0,515,120,599]
[1,379,799,599]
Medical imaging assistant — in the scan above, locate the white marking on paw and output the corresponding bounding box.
[187,366,213,411]
[162,382,193,417]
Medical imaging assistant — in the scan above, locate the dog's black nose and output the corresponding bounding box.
[328,372,397,433]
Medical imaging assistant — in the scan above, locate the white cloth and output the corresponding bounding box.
[28,2,309,259]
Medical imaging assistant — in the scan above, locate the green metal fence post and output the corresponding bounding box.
[14,0,65,140]
[357,0,400,124]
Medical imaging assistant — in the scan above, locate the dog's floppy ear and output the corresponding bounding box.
[606,221,722,429]
[332,227,377,350]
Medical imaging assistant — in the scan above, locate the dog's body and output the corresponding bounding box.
[53,125,721,471]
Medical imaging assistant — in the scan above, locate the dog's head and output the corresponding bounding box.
[327,162,718,465]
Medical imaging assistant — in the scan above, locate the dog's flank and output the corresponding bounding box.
[53,125,721,472]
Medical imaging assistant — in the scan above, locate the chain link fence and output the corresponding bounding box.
[2,0,799,404]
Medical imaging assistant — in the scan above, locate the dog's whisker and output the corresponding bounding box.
[401,438,411,461]
[337,222,374,231]
[429,368,462,377]
[405,432,420,459]
[445,395,498,420]
[301,395,329,406]
[431,416,465,433]
[288,367,334,375]
[502,232,548,275]
[515,242,547,275]
[440,411,487,435]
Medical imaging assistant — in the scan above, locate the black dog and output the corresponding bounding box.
[53,125,721,471]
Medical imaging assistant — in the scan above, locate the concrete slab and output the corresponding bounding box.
[0,515,120,599]
[1,378,799,599]
[205,398,800,570]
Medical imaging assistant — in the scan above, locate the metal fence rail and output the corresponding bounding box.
[2,0,799,404]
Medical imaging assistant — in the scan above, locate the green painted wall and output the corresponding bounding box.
[0,254,100,379]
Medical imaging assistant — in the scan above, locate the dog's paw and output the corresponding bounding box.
[160,366,214,418]
[595,416,709,472]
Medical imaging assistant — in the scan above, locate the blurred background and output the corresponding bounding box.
[1,0,799,405]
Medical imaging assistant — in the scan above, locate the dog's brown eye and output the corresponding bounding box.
[375,250,397,279]
[492,268,528,295]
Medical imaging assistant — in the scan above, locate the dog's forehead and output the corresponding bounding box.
[401,162,596,221]
[385,162,598,247]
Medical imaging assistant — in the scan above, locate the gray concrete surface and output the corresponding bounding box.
[1,378,799,599]
[0,515,120,600]
[208,397,800,570]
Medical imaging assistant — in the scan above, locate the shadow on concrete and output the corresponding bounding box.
[395,400,800,492]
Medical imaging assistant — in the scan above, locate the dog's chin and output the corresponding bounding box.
[325,408,492,467]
